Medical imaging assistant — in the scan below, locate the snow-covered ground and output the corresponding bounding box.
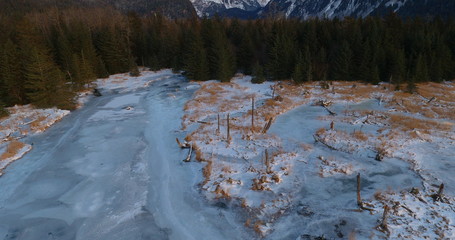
[0,70,453,239]
[0,70,253,239]
[183,77,455,239]
[0,105,70,175]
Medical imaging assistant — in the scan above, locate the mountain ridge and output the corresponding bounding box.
[192,0,455,19]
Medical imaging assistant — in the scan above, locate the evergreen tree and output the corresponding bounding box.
[268,31,296,80]
[24,47,75,109]
[406,77,418,94]
[204,22,235,82]
[390,49,406,84]
[413,54,429,82]
[370,65,381,85]
[0,101,8,118]
[76,23,109,78]
[95,29,130,75]
[251,62,265,84]
[238,32,255,75]
[184,31,210,81]
[0,40,27,105]
[331,41,352,81]
[292,47,312,83]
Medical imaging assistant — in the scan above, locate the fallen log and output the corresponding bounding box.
[431,183,445,202]
[261,118,274,134]
[427,97,436,104]
[313,134,337,150]
[323,106,337,116]
[176,138,190,148]
[183,144,193,162]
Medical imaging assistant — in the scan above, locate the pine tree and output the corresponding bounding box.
[238,32,255,75]
[413,54,429,83]
[0,40,27,105]
[251,62,265,84]
[332,41,352,81]
[25,47,75,109]
[293,49,312,83]
[0,101,8,117]
[184,31,210,81]
[370,65,381,85]
[205,23,235,82]
[390,49,406,84]
[96,29,130,75]
[268,31,296,80]
[406,77,417,94]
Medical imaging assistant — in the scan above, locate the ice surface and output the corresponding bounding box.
[0,71,453,239]
[0,73,252,240]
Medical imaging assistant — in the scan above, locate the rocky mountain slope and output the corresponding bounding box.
[190,0,270,16]
[0,0,197,18]
[191,0,455,19]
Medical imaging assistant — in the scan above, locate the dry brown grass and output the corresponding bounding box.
[316,127,326,135]
[431,106,455,121]
[202,160,213,184]
[388,114,452,132]
[418,82,455,102]
[30,115,48,132]
[1,141,26,160]
[352,130,369,141]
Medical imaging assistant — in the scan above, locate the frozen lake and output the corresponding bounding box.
[0,75,251,240]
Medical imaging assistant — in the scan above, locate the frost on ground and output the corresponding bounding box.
[94,69,174,94]
[0,105,69,175]
[0,69,172,176]
[183,77,455,238]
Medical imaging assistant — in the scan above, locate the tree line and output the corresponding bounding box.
[1,7,455,114]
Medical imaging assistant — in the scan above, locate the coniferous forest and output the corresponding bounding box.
[1,7,455,112]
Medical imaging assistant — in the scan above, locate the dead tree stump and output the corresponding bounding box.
[265,149,271,173]
[377,205,390,236]
[357,173,363,208]
[217,114,220,134]
[431,183,445,202]
[252,97,255,133]
[227,113,230,143]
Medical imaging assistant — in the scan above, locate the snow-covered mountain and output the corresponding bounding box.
[191,0,455,19]
[261,0,407,19]
[190,0,271,17]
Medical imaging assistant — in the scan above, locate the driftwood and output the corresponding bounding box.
[315,100,336,115]
[217,114,220,134]
[227,113,231,143]
[197,121,209,124]
[183,144,193,162]
[356,173,374,211]
[176,138,190,148]
[427,97,436,104]
[393,99,405,110]
[323,106,336,116]
[431,183,445,202]
[313,134,337,150]
[377,205,390,236]
[261,118,274,134]
[93,88,102,97]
